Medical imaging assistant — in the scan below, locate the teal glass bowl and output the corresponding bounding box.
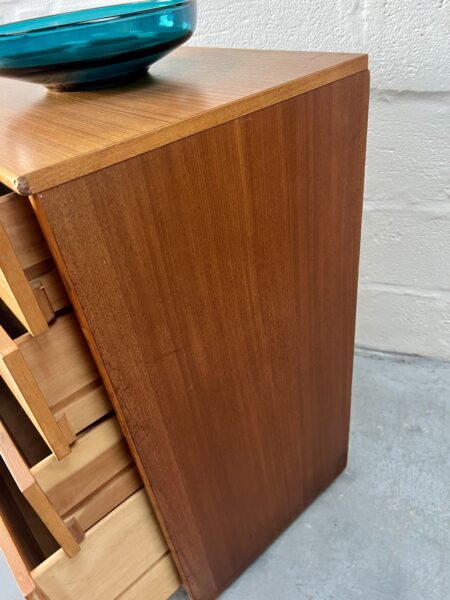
[0,1,196,92]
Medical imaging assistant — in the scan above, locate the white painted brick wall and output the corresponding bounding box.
[1,1,449,359]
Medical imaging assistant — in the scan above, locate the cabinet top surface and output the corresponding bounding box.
[0,46,367,195]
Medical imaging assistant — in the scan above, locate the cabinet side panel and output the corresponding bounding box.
[32,71,370,600]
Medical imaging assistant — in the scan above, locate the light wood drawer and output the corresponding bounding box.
[0,415,142,557]
[0,419,80,558]
[0,378,49,468]
[32,417,141,537]
[0,193,69,336]
[0,312,111,459]
[0,489,180,600]
[0,457,59,569]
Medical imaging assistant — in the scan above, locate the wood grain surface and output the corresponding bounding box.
[0,458,59,569]
[31,417,134,527]
[0,192,69,332]
[32,71,370,599]
[0,378,49,467]
[32,490,171,600]
[0,326,71,460]
[0,420,80,557]
[0,47,367,195]
[0,220,49,336]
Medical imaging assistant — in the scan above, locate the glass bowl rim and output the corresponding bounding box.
[0,0,193,38]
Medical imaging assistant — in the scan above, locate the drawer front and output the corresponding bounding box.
[1,415,141,557]
[0,324,71,460]
[31,417,141,533]
[0,419,80,558]
[0,489,180,600]
[0,193,69,336]
[0,312,112,459]
[32,490,180,600]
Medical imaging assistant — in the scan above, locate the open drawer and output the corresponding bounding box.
[0,312,112,459]
[0,419,80,558]
[32,416,142,539]
[0,415,143,556]
[0,192,69,336]
[1,489,181,600]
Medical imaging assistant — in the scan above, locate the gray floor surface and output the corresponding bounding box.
[2,350,449,600]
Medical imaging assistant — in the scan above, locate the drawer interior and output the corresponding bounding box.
[32,490,180,600]
[17,312,110,430]
[0,410,142,555]
[0,191,69,335]
[0,310,112,458]
[1,426,180,600]
[31,416,141,535]
[0,458,58,569]
[0,192,111,458]
[0,302,50,467]
[0,377,49,468]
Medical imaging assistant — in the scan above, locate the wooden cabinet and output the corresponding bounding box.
[0,47,369,600]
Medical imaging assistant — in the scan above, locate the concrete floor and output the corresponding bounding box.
[2,350,450,599]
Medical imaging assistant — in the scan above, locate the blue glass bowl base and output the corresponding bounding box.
[4,36,189,92]
[0,1,196,91]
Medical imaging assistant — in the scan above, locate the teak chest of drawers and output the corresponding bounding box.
[0,47,369,600]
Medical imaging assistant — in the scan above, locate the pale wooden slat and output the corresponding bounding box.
[0,419,34,491]
[0,193,50,270]
[29,269,69,314]
[0,220,48,335]
[0,376,49,467]
[69,465,142,534]
[23,486,80,559]
[0,324,17,355]
[31,417,132,520]
[52,414,76,446]
[0,326,71,460]
[118,553,181,600]
[0,193,69,334]
[0,313,110,457]
[51,381,112,437]
[0,457,59,564]
[18,313,99,413]
[32,490,169,600]
[31,283,56,324]
[0,420,80,558]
